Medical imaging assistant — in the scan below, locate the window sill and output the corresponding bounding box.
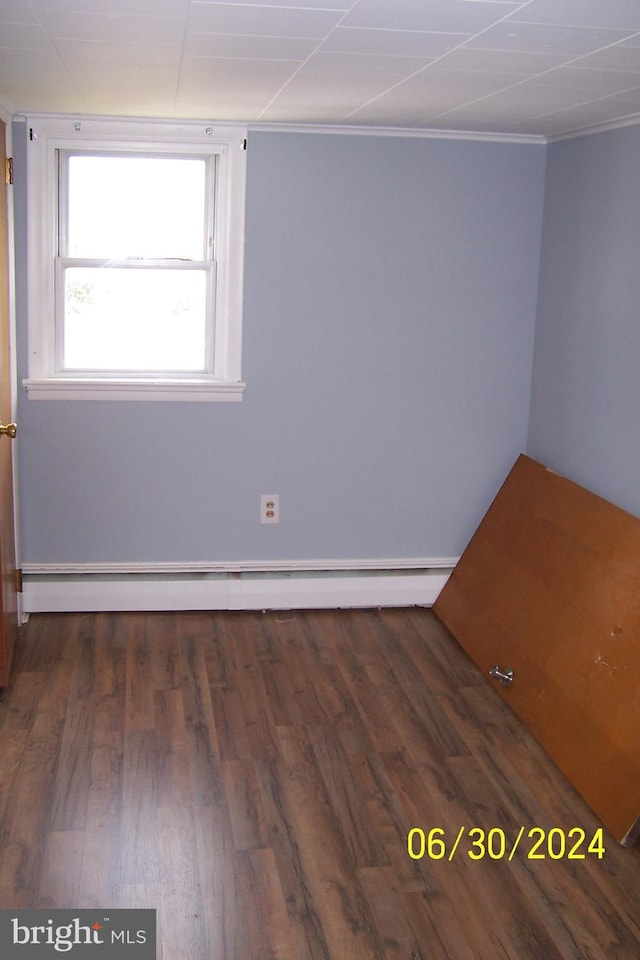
[23,378,246,402]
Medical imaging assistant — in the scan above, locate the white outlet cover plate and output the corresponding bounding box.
[260,494,279,524]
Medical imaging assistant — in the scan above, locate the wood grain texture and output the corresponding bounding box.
[434,454,640,844]
[0,608,639,958]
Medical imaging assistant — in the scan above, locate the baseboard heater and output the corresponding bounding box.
[21,560,456,614]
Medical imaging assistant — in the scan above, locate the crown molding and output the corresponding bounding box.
[545,112,640,143]
[11,109,640,146]
[247,121,546,146]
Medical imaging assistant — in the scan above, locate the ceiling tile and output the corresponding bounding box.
[466,21,634,56]
[519,96,640,137]
[52,38,183,68]
[79,88,178,115]
[0,47,69,79]
[180,56,295,83]
[506,0,640,31]
[177,72,290,118]
[320,26,469,58]
[342,0,521,33]
[179,73,288,96]
[174,97,270,121]
[187,3,341,38]
[31,0,190,14]
[184,32,315,60]
[258,101,359,123]
[0,82,85,113]
[78,76,178,98]
[400,65,526,95]
[301,51,432,79]
[194,0,353,6]
[36,10,187,44]
[0,2,40,23]
[575,44,640,73]
[450,78,615,114]
[438,89,592,128]
[346,67,526,124]
[0,22,52,49]
[259,71,413,120]
[434,46,568,75]
[533,66,640,97]
[438,102,548,127]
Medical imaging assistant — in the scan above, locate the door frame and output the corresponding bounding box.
[1,108,23,628]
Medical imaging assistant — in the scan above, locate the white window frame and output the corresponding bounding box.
[24,116,247,401]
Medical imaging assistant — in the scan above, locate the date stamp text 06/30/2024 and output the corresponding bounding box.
[407,826,606,862]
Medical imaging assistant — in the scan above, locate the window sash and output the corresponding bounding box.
[57,149,216,261]
[54,259,216,378]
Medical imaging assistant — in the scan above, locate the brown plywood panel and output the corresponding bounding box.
[434,454,640,845]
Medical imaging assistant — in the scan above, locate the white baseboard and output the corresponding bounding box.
[21,560,456,613]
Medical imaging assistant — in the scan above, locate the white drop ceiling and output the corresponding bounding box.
[3,0,640,140]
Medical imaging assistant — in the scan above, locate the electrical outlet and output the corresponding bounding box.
[260,494,279,524]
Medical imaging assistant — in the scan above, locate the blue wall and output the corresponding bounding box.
[15,126,545,564]
[528,124,640,518]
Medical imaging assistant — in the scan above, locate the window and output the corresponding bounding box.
[25,117,247,400]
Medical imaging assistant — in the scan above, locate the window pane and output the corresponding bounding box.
[64,268,207,372]
[67,155,208,260]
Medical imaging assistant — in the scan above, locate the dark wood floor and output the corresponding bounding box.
[0,608,638,959]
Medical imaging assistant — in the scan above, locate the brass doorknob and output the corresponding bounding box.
[0,422,17,439]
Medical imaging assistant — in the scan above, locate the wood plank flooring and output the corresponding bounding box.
[0,608,638,959]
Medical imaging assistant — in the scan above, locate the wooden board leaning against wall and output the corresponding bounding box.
[434,454,640,846]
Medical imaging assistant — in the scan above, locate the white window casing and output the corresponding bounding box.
[24,116,247,401]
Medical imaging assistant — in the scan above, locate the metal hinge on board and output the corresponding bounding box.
[14,569,23,593]
[5,157,13,186]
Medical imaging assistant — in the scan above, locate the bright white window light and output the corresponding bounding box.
[59,153,213,374]
[64,267,207,371]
